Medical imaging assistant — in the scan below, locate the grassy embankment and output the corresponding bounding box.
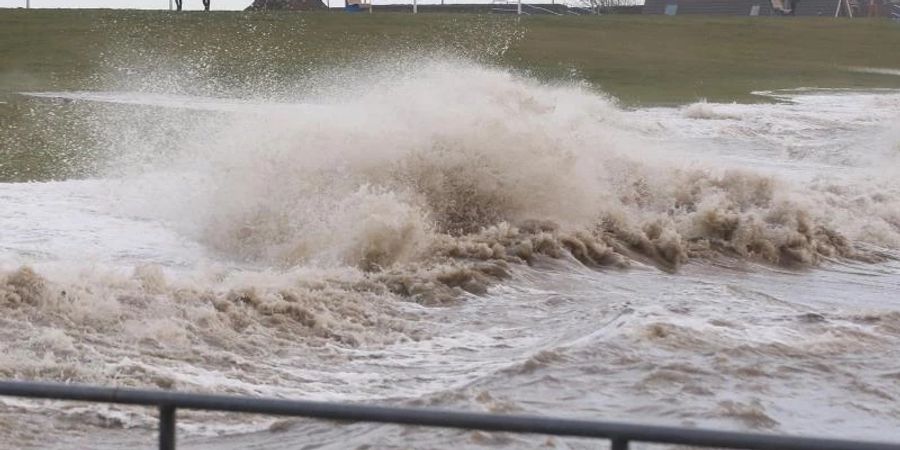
[2,10,900,102]
[1,10,900,180]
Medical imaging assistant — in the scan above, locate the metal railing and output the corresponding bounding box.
[0,381,898,450]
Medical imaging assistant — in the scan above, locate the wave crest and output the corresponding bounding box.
[105,60,897,281]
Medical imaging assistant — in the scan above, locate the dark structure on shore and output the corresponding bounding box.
[246,0,327,9]
[173,0,211,10]
[244,1,638,13]
[642,0,898,16]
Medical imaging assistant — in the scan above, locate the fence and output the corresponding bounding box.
[1,380,899,450]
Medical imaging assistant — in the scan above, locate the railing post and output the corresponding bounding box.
[611,438,629,450]
[159,405,176,450]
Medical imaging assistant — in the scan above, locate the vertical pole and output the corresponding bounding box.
[611,438,629,450]
[26,0,30,8]
[169,0,173,10]
[413,0,417,13]
[517,0,522,14]
[159,405,176,450]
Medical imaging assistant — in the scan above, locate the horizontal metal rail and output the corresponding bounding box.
[0,380,898,450]
[522,4,563,15]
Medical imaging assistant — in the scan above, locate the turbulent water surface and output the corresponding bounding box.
[1,63,900,449]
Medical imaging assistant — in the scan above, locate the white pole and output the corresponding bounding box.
[517,0,522,14]
[413,0,417,13]
[169,0,173,10]
[26,0,30,8]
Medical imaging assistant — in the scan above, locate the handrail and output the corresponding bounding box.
[0,380,898,450]
[522,4,563,15]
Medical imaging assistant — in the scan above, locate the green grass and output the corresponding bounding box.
[2,10,900,103]
[517,16,900,103]
[1,10,900,181]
